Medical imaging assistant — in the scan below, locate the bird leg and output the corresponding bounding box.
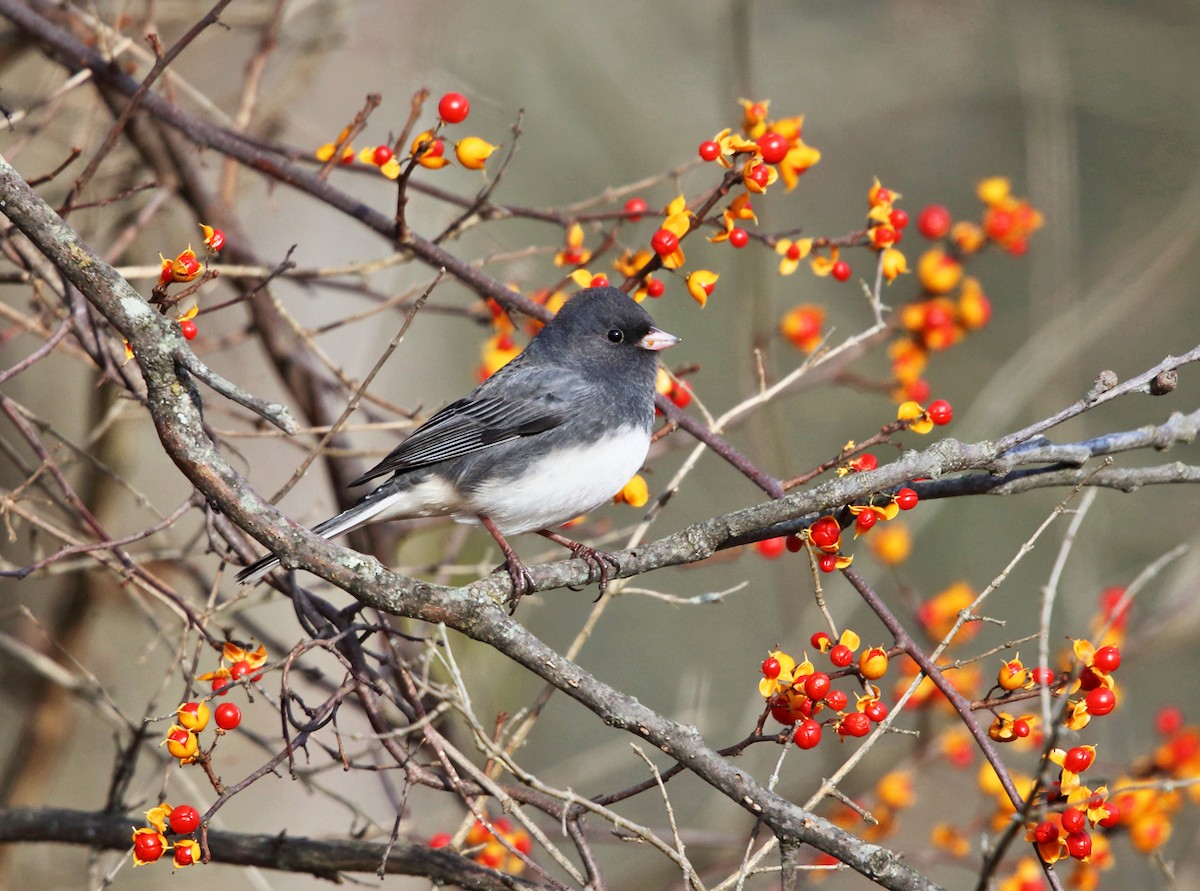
[538,530,621,600]
[479,515,535,614]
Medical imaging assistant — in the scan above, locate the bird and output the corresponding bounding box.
[236,286,679,611]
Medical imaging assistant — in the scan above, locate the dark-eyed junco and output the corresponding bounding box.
[237,286,678,610]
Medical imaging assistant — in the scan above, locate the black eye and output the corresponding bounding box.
[607,328,624,343]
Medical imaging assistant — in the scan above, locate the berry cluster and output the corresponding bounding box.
[317,91,497,180]
[124,222,225,360]
[758,631,893,751]
[131,803,205,868]
[429,816,533,876]
[158,642,258,776]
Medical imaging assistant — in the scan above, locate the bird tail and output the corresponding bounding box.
[234,482,403,585]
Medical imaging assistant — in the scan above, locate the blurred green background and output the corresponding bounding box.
[3,1,1199,887]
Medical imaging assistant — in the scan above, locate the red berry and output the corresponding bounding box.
[863,700,889,722]
[1078,668,1102,691]
[437,92,470,124]
[873,226,896,246]
[917,204,952,240]
[215,702,242,730]
[793,718,822,750]
[228,659,252,683]
[927,399,953,425]
[429,832,453,848]
[1070,744,1099,773]
[810,631,830,650]
[825,689,848,711]
[756,537,786,559]
[894,487,919,511]
[623,197,647,221]
[745,164,771,189]
[1031,666,1056,686]
[786,534,805,553]
[372,144,394,166]
[1006,237,1028,257]
[1098,801,1121,828]
[804,672,831,701]
[809,516,841,549]
[169,805,201,835]
[829,644,853,668]
[173,843,196,867]
[905,378,931,404]
[179,319,198,340]
[1061,807,1085,833]
[1086,687,1116,716]
[698,140,721,162]
[785,242,802,261]
[831,260,851,282]
[850,453,878,472]
[839,712,871,738]
[1157,706,1184,736]
[888,208,909,229]
[645,277,665,298]
[756,131,789,165]
[669,381,692,408]
[728,227,749,248]
[589,275,609,288]
[1012,718,1031,738]
[133,831,165,863]
[761,657,782,679]
[651,229,679,256]
[1033,820,1058,844]
[854,510,877,534]
[984,208,1014,240]
[1065,830,1092,860]
[771,703,797,725]
[1092,645,1121,673]
[817,553,838,573]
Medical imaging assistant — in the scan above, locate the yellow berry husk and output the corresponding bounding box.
[455,136,498,170]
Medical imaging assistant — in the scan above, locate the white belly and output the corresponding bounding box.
[462,426,650,534]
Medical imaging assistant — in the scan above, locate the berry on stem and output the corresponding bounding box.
[829,644,853,668]
[1086,687,1116,716]
[651,229,680,256]
[169,805,201,835]
[804,672,831,701]
[698,140,721,162]
[793,719,822,749]
[215,702,242,731]
[623,197,647,221]
[831,260,851,282]
[927,399,953,425]
[1093,645,1121,673]
[437,92,470,124]
[917,204,952,240]
[756,131,789,164]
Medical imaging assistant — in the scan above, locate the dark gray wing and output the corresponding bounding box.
[348,363,588,487]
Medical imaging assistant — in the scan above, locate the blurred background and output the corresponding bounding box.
[3,0,1200,887]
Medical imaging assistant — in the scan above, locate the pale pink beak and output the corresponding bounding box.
[639,327,679,352]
